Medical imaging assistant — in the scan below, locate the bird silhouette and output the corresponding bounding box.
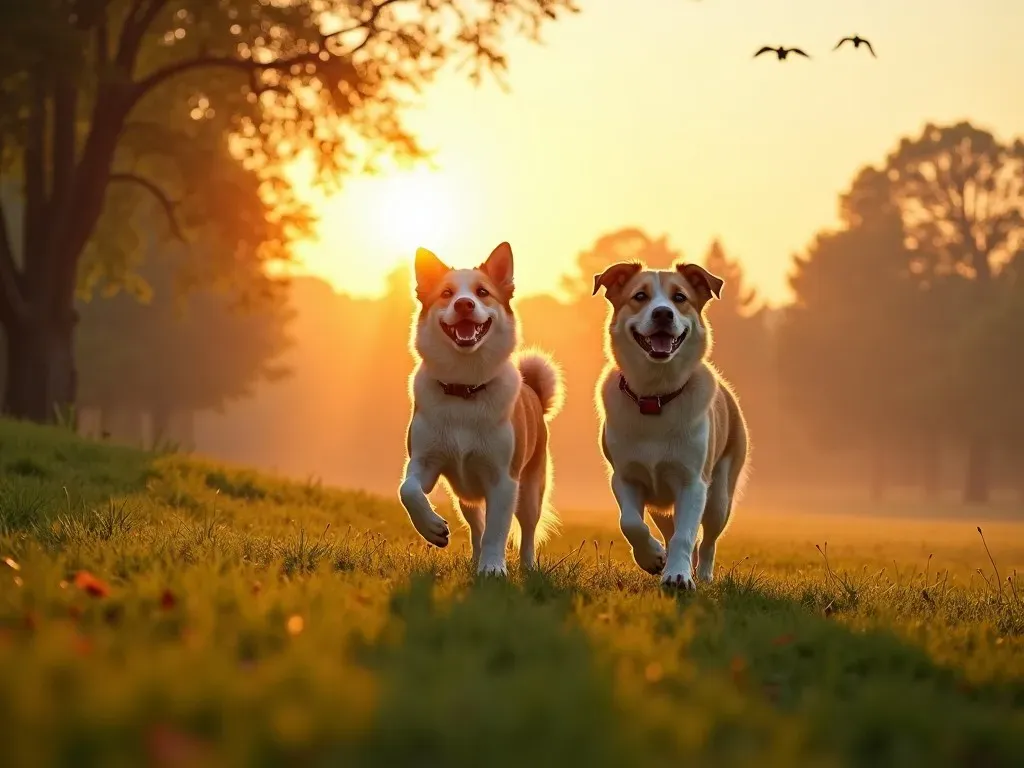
[834,34,876,57]
[754,46,810,61]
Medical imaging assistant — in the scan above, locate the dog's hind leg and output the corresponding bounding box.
[458,501,485,567]
[514,453,547,569]
[695,458,734,582]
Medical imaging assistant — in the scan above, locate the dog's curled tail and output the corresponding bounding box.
[517,350,564,419]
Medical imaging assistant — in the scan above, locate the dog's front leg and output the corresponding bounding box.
[662,477,709,590]
[399,461,449,548]
[612,473,666,575]
[477,475,518,577]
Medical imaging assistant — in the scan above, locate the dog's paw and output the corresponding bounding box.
[476,560,508,578]
[632,538,667,575]
[412,512,450,548]
[695,563,715,582]
[661,569,696,591]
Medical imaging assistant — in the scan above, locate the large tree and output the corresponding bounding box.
[777,167,936,500]
[882,122,1024,501]
[0,0,576,423]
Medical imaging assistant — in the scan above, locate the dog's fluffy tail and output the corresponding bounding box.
[517,350,564,419]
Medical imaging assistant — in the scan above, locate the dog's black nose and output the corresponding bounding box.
[454,298,476,315]
[652,307,674,326]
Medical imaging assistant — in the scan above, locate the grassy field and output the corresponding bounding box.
[1,419,1022,767]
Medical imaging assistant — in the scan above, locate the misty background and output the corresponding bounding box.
[6,118,1021,512]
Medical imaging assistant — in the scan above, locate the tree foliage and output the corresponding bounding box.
[779,121,1024,501]
[0,0,577,421]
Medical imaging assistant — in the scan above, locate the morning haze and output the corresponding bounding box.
[0,0,1022,763]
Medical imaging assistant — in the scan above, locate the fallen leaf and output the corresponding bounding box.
[251,581,262,595]
[3,556,20,571]
[772,633,796,647]
[147,724,213,767]
[72,634,93,657]
[644,662,664,683]
[73,571,110,598]
[286,615,304,636]
[160,589,177,610]
[730,655,749,687]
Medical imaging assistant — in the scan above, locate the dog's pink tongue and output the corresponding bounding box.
[649,333,674,354]
[454,320,478,341]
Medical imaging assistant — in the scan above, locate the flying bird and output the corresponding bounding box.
[754,46,810,61]
[834,35,876,57]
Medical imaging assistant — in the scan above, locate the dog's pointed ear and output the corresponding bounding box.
[414,247,451,298]
[592,262,642,301]
[677,263,724,307]
[479,241,514,297]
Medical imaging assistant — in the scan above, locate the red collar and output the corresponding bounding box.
[618,375,686,416]
[439,381,487,399]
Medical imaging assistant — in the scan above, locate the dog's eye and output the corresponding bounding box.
[476,287,490,298]
[632,291,648,302]
[673,292,687,303]
[441,288,453,299]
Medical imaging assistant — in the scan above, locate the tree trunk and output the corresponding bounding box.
[2,314,76,424]
[921,436,940,501]
[963,436,991,504]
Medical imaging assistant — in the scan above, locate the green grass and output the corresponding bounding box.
[1,419,1022,767]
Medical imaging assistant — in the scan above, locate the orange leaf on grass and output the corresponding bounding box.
[160,589,177,610]
[729,655,749,687]
[73,571,110,598]
[147,724,214,767]
[772,633,796,647]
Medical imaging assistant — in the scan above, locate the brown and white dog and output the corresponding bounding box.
[400,242,563,576]
[593,261,748,589]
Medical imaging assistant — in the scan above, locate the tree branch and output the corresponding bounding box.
[115,0,171,75]
[108,172,185,241]
[128,0,403,107]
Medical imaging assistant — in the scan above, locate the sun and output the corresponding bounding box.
[289,164,463,298]
[367,167,459,255]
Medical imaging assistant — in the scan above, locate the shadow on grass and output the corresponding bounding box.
[352,564,1024,768]
[351,575,637,768]
[684,574,1024,766]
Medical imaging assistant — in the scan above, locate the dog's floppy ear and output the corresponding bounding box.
[592,262,642,301]
[414,247,451,299]
[479,241,514,298]
[677,263,724,307]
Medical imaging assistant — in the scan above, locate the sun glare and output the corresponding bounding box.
[290,164,463,298]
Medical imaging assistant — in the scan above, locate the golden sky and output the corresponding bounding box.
[292,0,1024,306]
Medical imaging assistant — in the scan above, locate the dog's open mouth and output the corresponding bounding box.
[632,328,686,360]
[441,318,492,348]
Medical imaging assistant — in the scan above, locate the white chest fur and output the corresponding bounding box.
[600,372,710,508]
[408,363,519,501]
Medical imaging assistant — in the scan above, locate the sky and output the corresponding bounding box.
[290,0,1024,306]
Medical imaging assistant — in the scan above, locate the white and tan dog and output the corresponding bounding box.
[593,261,748,590]
[400,242,563,576]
